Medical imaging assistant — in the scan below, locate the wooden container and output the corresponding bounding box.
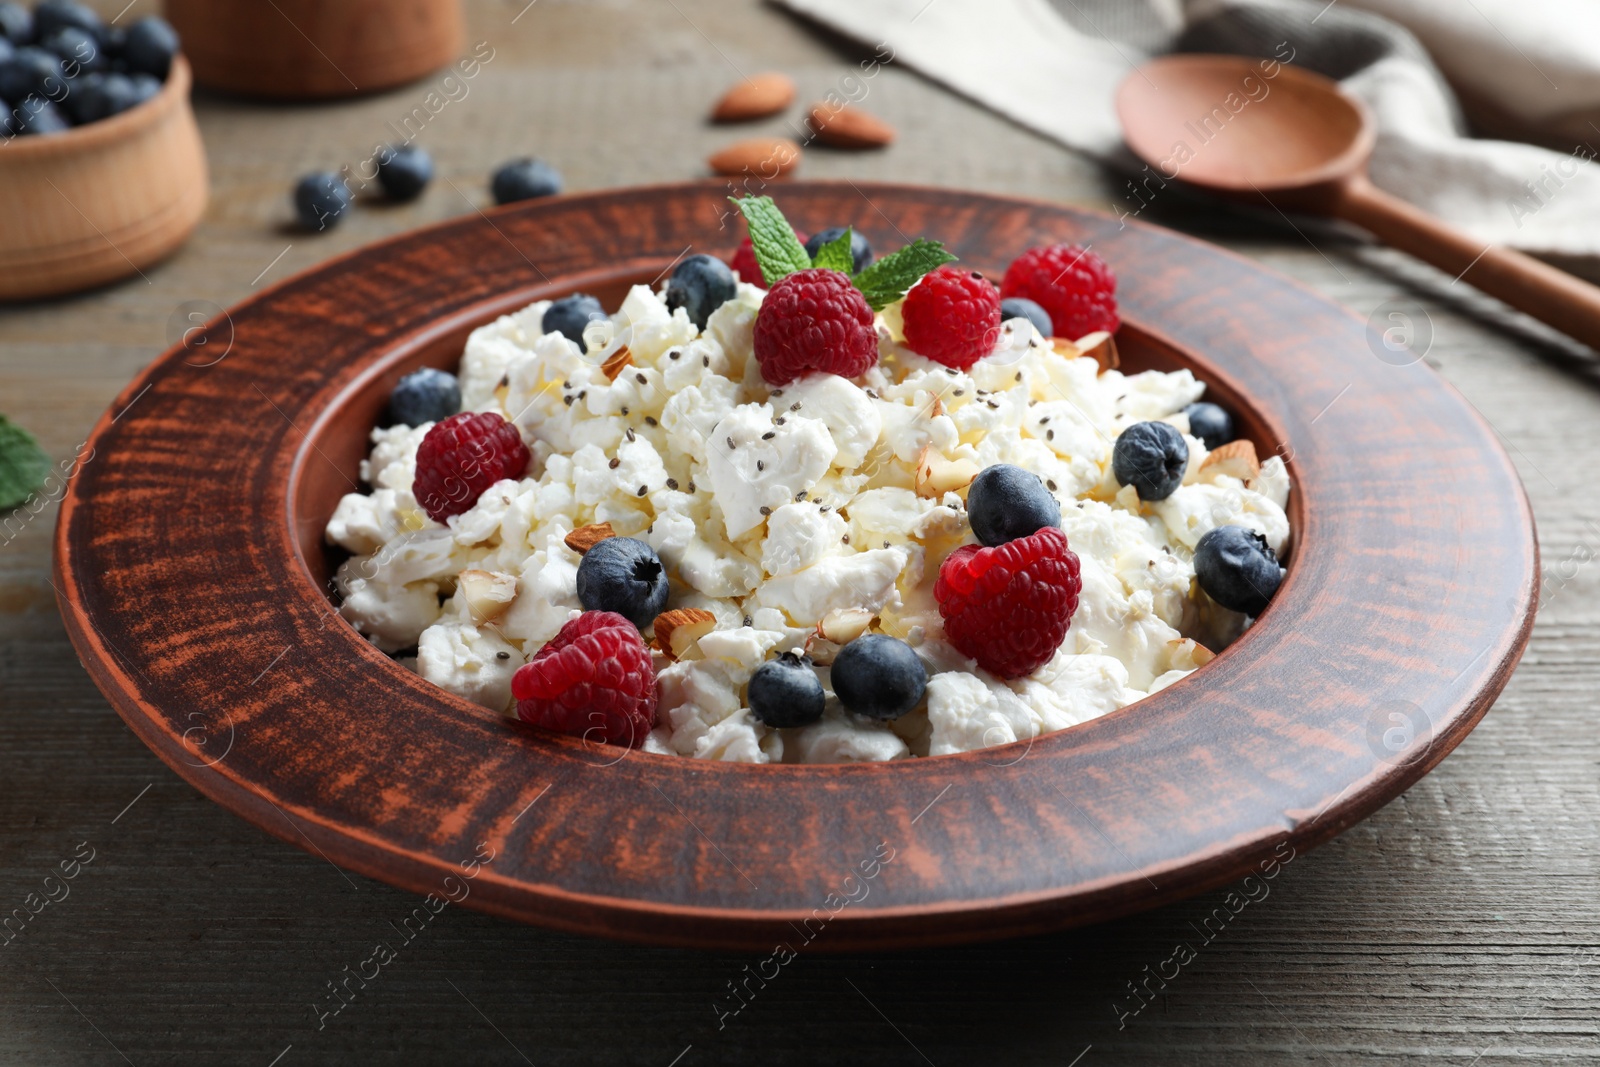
[0,57,208,302]
[164,0,466,100]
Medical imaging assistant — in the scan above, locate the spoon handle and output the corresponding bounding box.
[1332,175,1600,352]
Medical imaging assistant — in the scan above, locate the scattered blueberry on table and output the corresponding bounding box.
[376,143,434,201]
[491,157,563,204]
[542,293,606,346]
[664,253,737,329]
[0,4,179,137]
[293,172,354,232]
[804,226,873,272]
[388,367,460,427]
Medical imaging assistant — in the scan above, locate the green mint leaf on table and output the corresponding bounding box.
[809,227,855,272]
[0,414,50,512]
[851,239,958,311]
[729,196,811,287]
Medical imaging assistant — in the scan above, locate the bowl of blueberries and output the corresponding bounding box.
[0,1,206,300]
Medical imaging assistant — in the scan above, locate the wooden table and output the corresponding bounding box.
[2,2,1596,1063]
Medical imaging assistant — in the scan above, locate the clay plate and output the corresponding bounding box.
[53,182,1536,950]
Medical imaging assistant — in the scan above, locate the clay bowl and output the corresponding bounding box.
[54,182,1536,950]
[164,0,466,100]
[0,57,207,302]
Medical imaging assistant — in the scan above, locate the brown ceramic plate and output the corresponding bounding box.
[54,182,1536,951]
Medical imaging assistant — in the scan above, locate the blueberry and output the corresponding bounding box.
[12,95,67,134]
[748,651,825,728]
[966,463,1060,547]
[376,143,433,201]
[32,1,100,41]
[575,537,669,629]
[831,634,927,720]
[293,171,353,232]
[1193,525,1283,617]
[542,293,605,346]
[0,36,12,65]
[389,368,460,427]
[491,157,562,205]
[41,27,103,76]
[119,16,177,81]
[1112,420,1188,501]
[664,254,736,331]
[126,71,159,104]
[1183,402,1234,452]
[804,226,873,272]
[0,3,32,45]
[63,70,135,123]
[1000,296,1053,339]
[0,46,66,102]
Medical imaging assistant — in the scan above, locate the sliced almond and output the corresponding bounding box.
[653,609,717,662]
[806,101,896,149]
[711,72,796,122]
[458,569,518,625]
[708,137,801,178]
[1167,637,1216,669]
[915,444,980,498]
[926,394,945,419]
[818,607,875,644]
[1199,439,1260,483]
[1073,331,1119,372]
[563,522,616,555]
[601,345,633,382]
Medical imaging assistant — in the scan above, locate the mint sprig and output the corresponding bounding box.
[809,228,855,272]
[850,239,958,311]
[0,414,49,512]
[729,196,811,287]
[728,195,957,310]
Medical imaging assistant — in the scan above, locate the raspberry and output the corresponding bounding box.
[513,611,658,747]
[1000,245,1119,340]
[752,268,878,385]
[901,264,1003,369]
[730,232,806,288]
[412,411,530,524]
[934,526,1081,679]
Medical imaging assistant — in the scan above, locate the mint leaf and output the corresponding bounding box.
[729,196,811,287]
[0,415,49,512]
[810,228,855,272]
[851,239,958,311]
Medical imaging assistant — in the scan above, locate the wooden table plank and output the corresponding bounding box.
[2,1,1597,1063]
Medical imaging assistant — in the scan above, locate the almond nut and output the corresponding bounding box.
[653,608,717,662]
[458,569,518,625]
[915,444,980,498]
[601,345,633,382]
[563,522,616,555]
[806,101,896,149]
[818,607,875,644]
[708,138,801,178]
[1072,331,1119,372]
[1167,637,1216,669]
[711,72,796,122]
[1199,439,1260,483]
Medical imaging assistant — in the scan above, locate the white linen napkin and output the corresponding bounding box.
[773,0,1600,262]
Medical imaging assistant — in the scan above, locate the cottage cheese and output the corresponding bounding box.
[327,279,1292,763]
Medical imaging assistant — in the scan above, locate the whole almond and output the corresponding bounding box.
[1199,439,1260,482]
[712,73,796,122]
[807,102,895,149]
[708,138,801,178]
[564,522,616,555]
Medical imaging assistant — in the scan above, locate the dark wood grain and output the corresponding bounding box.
[51,181,1536,951]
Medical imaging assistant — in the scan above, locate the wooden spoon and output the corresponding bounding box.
[1116,55,1600,351]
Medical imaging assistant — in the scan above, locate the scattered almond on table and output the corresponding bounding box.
[806,101,896,149]
[708,137,802,178]
[710,72,797,122]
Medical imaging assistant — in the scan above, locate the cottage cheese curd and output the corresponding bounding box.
[326,279,1291,763]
